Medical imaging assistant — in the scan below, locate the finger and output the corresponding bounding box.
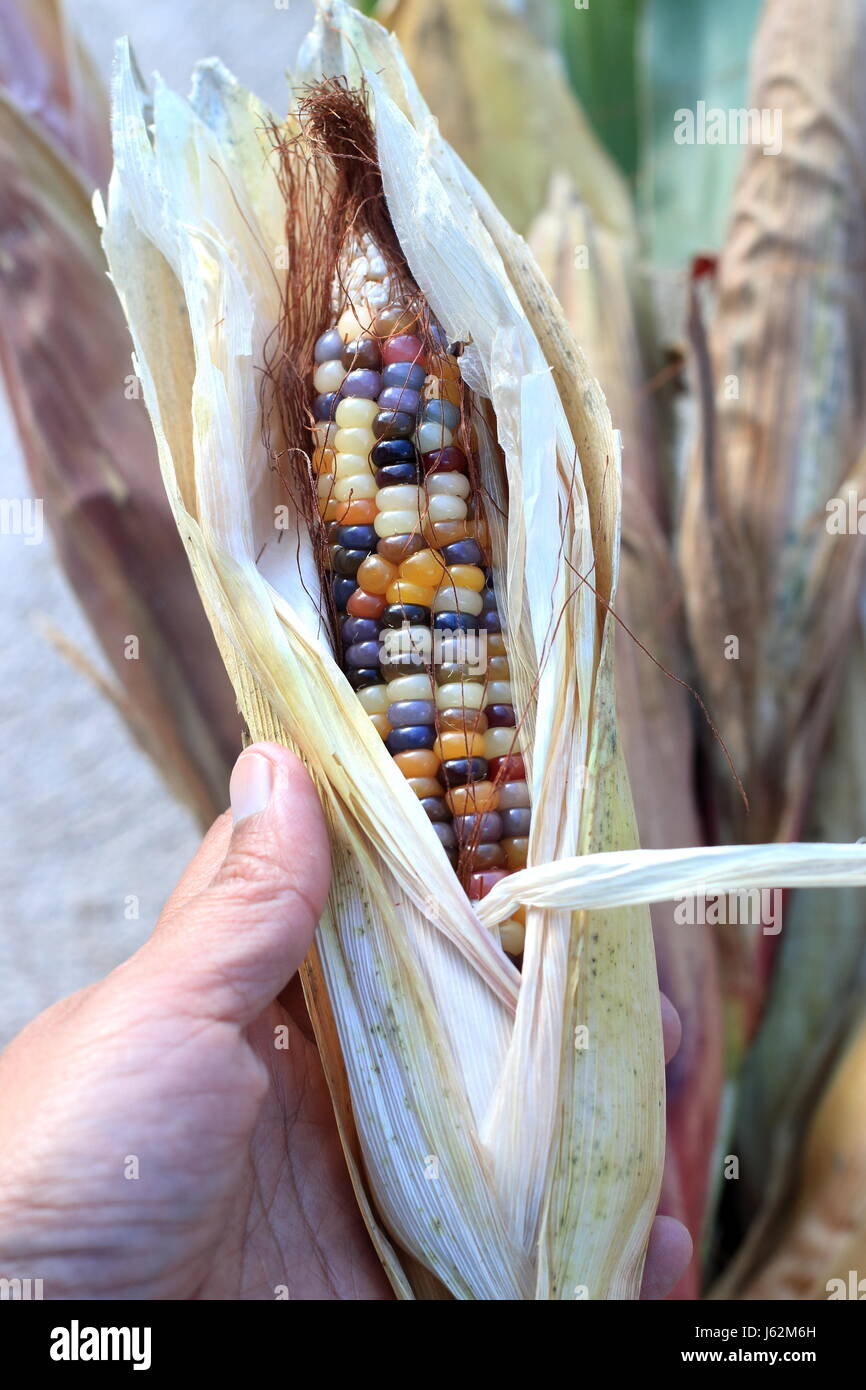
[159,811,234,918]
[640,1215,693,1300]
[140,743,331,1028]
[661,993,682,1066]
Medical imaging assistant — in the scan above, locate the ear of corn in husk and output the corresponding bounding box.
[101,0,866,1300]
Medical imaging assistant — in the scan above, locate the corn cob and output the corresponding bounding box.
[310,245,529,953]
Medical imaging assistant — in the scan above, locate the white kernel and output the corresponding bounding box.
[313,359,346,394]
[374,508,422,538]
[431,586,483,616]
[426,494,467,523]
[334,473,377,502]
[376,485,424,511]
[426,472,470,498]
[483,680,512,707]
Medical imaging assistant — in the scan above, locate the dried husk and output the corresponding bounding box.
[0,13,241,826]
[679,0,866,852]
[529,175,720,1297]
[711,621,866,1295]
[102,0,866,1300]
[0,0,111,185]
[736,1008,866,1300]
[382,0,635,240]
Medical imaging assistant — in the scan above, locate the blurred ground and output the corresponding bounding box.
[0,0,313,1047]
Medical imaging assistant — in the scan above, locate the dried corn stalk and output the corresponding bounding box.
[384,0,635,240]
[712,621,866,1295]
[680,0,866,851]
[101,0,866,1300]
[0,0,241,824]
[736,1007,866,1300]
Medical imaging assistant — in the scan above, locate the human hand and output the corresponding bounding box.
[0,743,690,1300]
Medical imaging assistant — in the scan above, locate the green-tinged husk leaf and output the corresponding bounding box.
[380,0,635,241]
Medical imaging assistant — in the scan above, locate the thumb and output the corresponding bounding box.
[141,743,331,1027]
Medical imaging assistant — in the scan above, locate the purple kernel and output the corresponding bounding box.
[452,812,503,844]
[433,823,457,851]
[343,368,382,400]
[345,641,381,669]
[314,328,344,363]
[387,699,437,727]
[500,807,531,838]
[378,385,421,415]
[486,704,516,728]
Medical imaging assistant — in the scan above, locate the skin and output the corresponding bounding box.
[0,743,691,1300]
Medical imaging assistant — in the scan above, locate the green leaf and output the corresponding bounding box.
[637,0,763,267]
[555,0,641,181]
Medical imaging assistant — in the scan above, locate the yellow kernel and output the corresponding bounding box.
[446,564,485,592]
[430,354,461,383]
[312,445,336,475]
[386,580,436,608]
[399,549,445,587]
[407,776,445,799]
[446,780,499,815]
[503,837,529,870]
[356,554,397,596]
[393,749,440,779]
[434,731,485,761]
